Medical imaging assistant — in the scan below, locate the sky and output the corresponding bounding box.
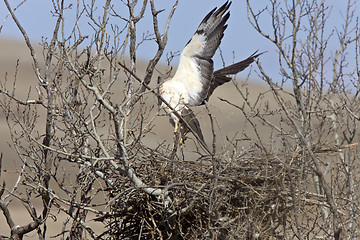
[0,0,358,85]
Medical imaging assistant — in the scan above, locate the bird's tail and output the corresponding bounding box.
[181,107,205,144]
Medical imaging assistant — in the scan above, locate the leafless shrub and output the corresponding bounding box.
[0,0,360,239]
[243,0,360,239]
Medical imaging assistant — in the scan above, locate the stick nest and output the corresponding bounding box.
[99,145,299,239]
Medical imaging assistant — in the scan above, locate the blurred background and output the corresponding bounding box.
[1,0,356,84]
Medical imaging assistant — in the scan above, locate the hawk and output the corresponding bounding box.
[159,1,262,145]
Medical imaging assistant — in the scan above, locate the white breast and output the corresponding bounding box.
[160,79,188,112]
[172,63,203,105]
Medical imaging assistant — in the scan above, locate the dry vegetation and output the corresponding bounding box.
[0,0,360,239]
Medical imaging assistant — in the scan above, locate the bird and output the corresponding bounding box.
[158,1,262,146]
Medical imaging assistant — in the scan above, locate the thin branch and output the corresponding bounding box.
[137,0,178,94]
[3,0,44,85]
[0,0,26,33]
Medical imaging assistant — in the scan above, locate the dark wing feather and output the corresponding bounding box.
[203,51,263,103]
[195,2,231,103]
[194,1,231,59]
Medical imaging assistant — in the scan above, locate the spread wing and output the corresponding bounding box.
[203,51,264,103]
[172,1,231,106]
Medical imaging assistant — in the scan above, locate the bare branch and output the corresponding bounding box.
[3,0,44,85]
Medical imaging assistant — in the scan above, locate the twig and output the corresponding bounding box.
[0,0,26,33]
[138,0,178,94]
[3,0,44,85]
[0,89,44,106]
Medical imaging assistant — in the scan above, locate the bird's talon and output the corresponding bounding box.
[180,138,184,147]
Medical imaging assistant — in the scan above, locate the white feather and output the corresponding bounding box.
[181,33,206,57]
[159,33,207,121]
[171,33,207,105]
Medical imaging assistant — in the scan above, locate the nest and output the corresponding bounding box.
[97,145,298,239]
